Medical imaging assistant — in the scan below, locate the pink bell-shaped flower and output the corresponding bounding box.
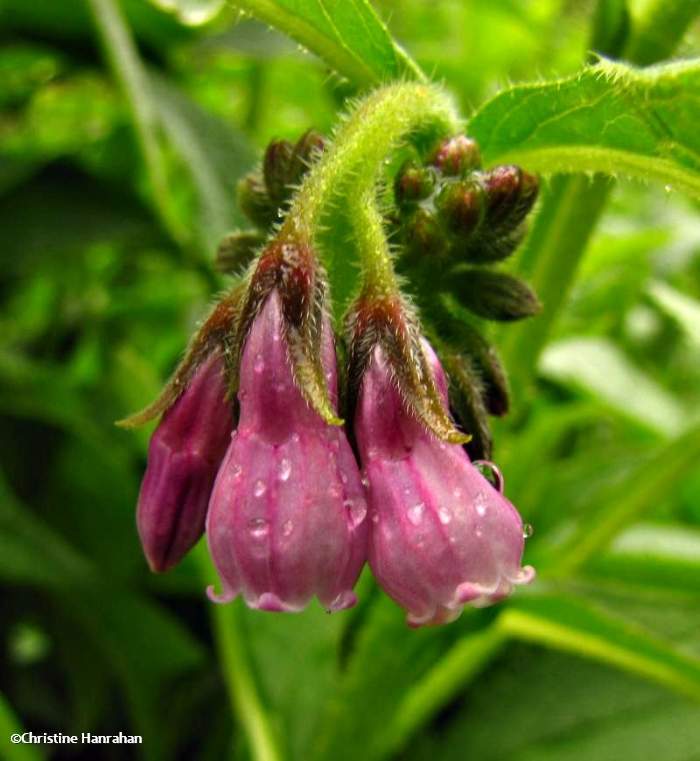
[137,352,234,572]
[206,291,368,612]
[355,341,534,627]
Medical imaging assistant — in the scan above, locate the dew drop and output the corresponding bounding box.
[254,480,266,497]
[272,331,281,343]
[254,354,264,374]
[345,498,367,527]
[291,432,301,444]
[361,475,370,489]
[371,511,380,524]
[407,502,425,525]
[474,492,488,517]
[279,458,292,481]
[473,460,504,492]
[438,506,452,525]
[231,463,242,479]
[523,523,534,539]
[340,472,348,485]
[453,487,463,499]
[248,517,269,539]
[282,519,294,537]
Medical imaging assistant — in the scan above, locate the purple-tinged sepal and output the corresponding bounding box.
[345,289,468,445]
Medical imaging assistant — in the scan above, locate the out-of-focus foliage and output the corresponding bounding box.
[0,1,699,760]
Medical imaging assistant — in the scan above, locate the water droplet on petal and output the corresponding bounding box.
[291,432,300,444]
[473,460,504,492]
[340,472,348,485]
[371,511,380,524]
[279,458,292,481]
[361,475,370,489]
[407,502,425,525]
[282,519,294,537]
[453,487,463,499]
[254,480,266,497]
[254,354,264,374]
[231,463,242,479]
[438,506,452,524]
[523,523,534,539]
[345,498,367,527]
[248,517,269,539]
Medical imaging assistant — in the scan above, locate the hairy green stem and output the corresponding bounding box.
[281,82,460,290]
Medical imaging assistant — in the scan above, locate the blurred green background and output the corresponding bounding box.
[1,1,700,760]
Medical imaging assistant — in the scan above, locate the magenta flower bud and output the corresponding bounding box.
[137,352,234,572]
[355,342,534,627]
[206,291,368,613]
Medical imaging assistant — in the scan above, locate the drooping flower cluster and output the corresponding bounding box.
[123,131,538,626]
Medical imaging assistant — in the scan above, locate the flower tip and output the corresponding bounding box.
[326,590,358,613]
[206,584,237,605]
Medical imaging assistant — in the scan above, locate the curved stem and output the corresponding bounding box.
[196,548,283,761]
[281,82,460,289]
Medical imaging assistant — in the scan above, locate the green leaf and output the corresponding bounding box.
[310,595,456,761]
[542,420,700,574]
[406,644,700,761]
[148,73,255,255]
[470,58,700,199]
[500,592,700,701]
[231,0,424,87]
[647,280,700,347]
[587,523,700,595]
[538,336,687,436]
[0,691,44,761]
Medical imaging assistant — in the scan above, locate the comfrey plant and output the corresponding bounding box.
[121,83,539,626]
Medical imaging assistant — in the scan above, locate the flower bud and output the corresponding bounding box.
[483,165,539,233]
[394,160,436,205]
[355,342,533,626]
[238,173,276,229]
[400,207,448,260]
[137,352,234,572]
[436,179,486,237]
[430,135,481,176]
[263,139,295,206]
[215,230,265,274]
[287,129,326,187]
[207,292,368,612]
[452,269,541,322]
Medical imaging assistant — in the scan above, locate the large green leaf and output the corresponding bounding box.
[470,58,700,199]
[405,644,700,761]
[231,0,424,86]
[538,336,686,436]
[501,592,700,700]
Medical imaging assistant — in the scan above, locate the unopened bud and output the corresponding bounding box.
[287,129,326,186]
[430,135,481,176]
[483,166,539,233]
[394,160,436,205]
[436,179,485,237]
[215,230,265,274]
[401,207,447,259]
[238,174,276,229]
[453,269,541,322]
[443,353,493,460]
[263,139,295,206]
